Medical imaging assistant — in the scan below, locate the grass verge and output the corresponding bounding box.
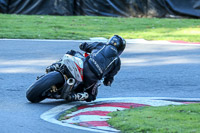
[107,103,200,133]
[0,14,200,42]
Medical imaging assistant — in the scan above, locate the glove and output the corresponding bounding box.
[46,63,62,73]
[79,42,87,50]
[103,78,113,86]
[66,50,76,55]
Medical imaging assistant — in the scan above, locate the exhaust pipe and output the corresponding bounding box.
[61,78,76,99]
[67,78,75,86]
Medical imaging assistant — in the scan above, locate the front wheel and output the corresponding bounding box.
[26,71,65,103]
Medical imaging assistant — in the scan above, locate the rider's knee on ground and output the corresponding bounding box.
[85,94,96,102]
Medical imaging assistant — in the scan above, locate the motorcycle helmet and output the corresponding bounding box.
[107,35,126,55]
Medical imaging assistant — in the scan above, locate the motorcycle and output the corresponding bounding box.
[26,52,89,103]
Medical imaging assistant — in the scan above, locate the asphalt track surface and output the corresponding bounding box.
[0,39,200,133]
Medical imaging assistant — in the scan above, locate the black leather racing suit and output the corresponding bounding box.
[80,42,121,102]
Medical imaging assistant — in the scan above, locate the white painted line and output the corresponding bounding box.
[90,37,107,42]
[62,115,111,123]
[94,97,184,106]
[67,107,125,117]
[0,67,44,74]
[94,97,200,103]
[1,39,199,46]
[0,39,90,42]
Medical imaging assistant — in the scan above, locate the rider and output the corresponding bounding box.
[46,35,126,102]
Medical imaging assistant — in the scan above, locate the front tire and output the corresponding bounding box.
[26,71,65,103]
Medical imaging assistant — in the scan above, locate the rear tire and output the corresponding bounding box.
[26,71,65,103]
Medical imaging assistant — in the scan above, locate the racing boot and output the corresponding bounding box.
[66,92,89,102]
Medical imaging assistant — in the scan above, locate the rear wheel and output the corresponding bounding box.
[26,71,65,103]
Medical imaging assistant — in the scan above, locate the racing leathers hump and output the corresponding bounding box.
[80,42,121,81]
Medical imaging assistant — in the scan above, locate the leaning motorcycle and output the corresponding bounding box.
[26,52,87,103]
